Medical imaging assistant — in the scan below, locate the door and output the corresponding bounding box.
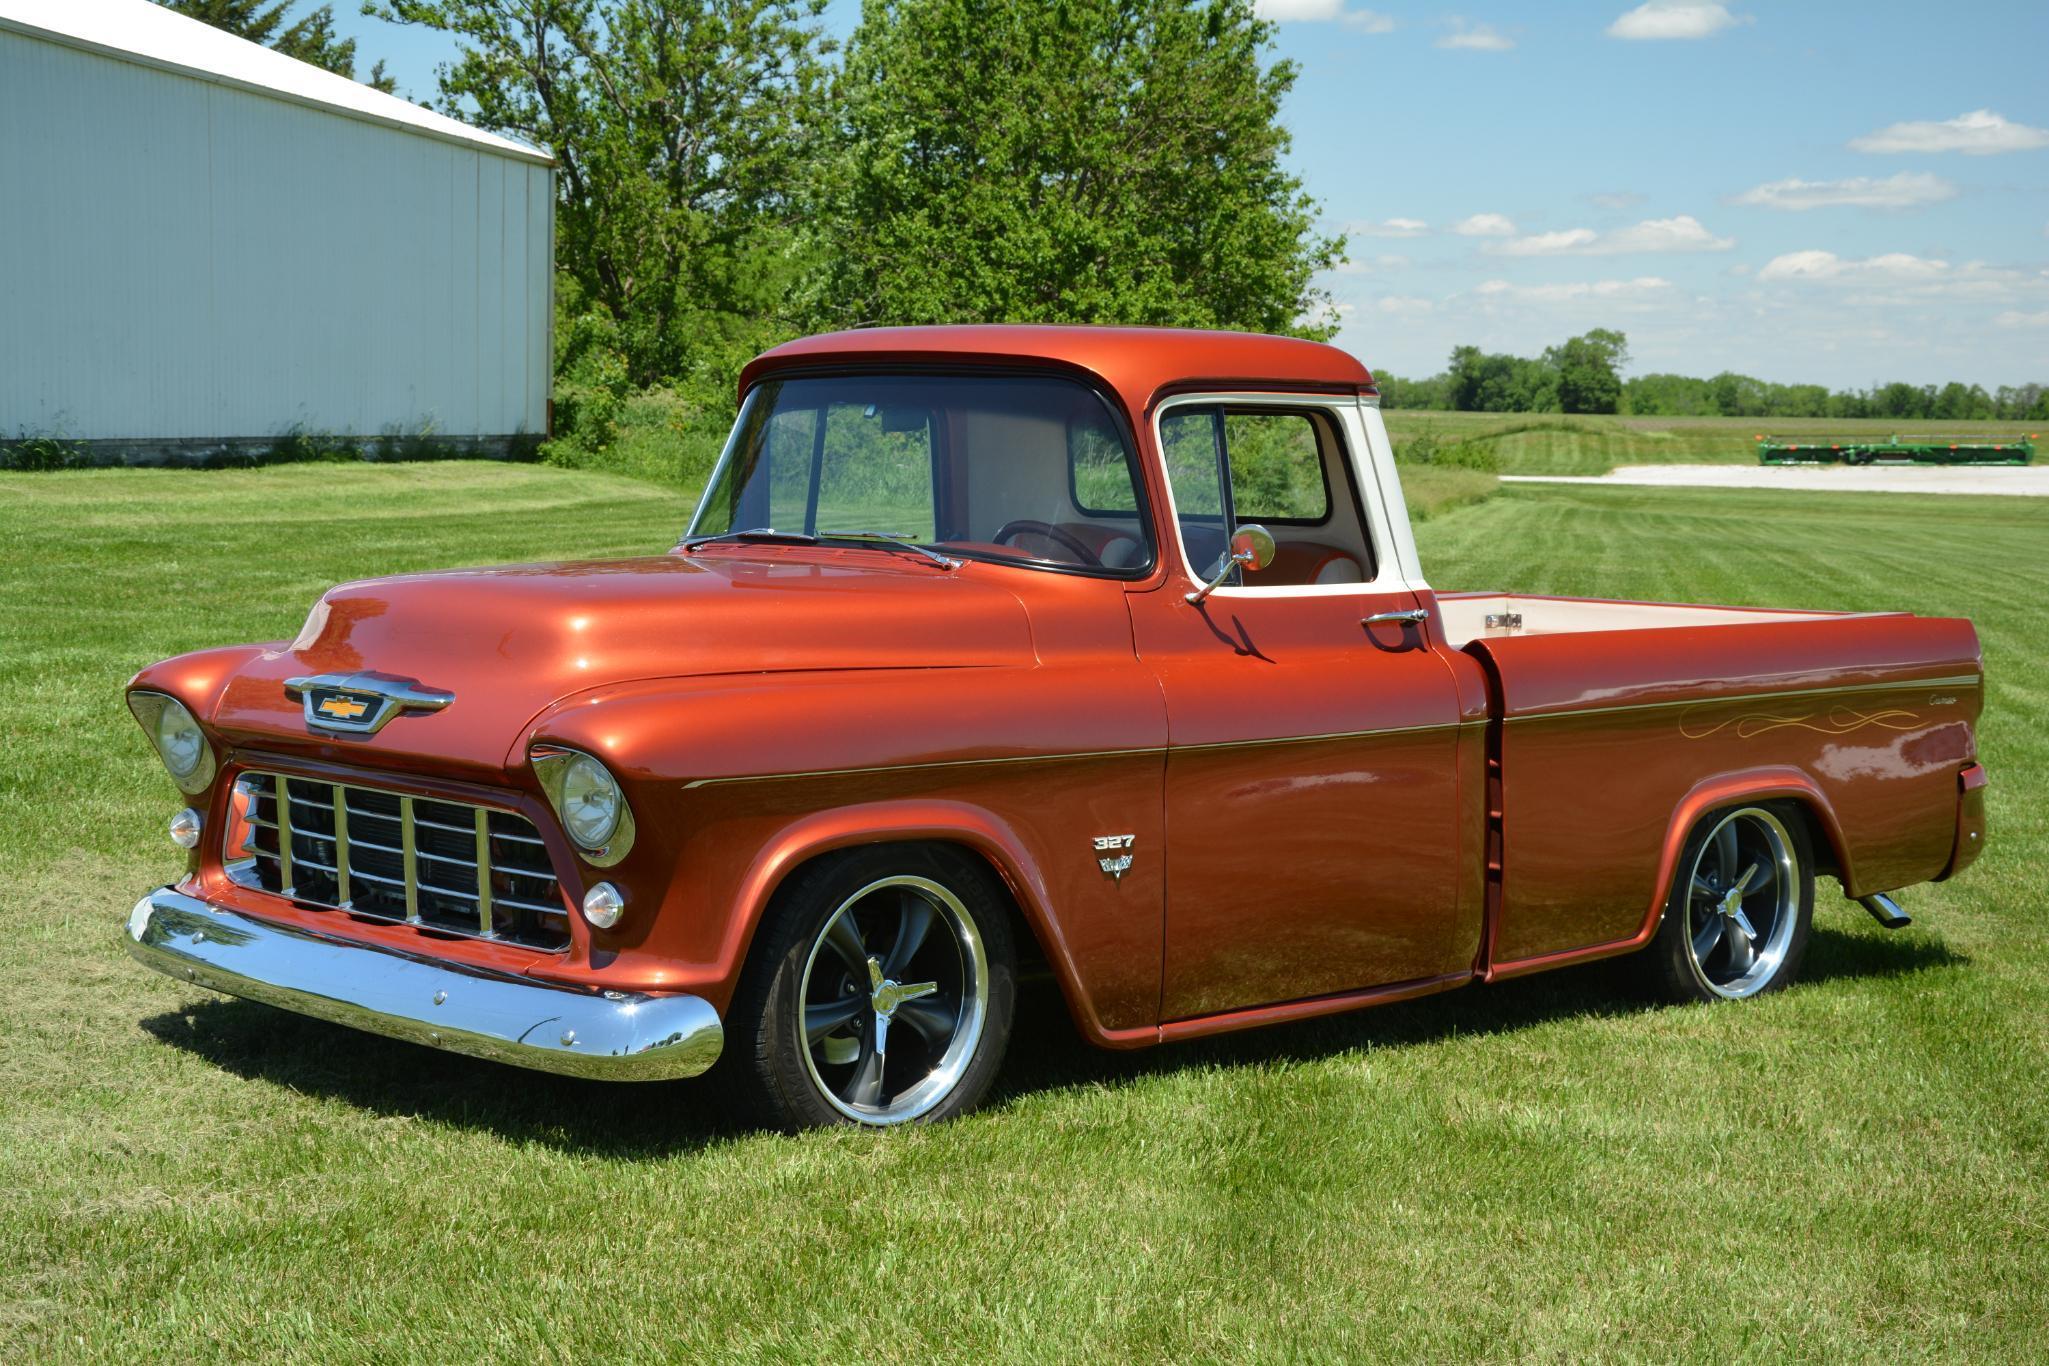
[1131,398,1468,1021]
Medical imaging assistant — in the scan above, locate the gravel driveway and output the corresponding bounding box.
[1501,464,2049,496]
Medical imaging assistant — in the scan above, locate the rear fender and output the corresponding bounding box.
[1645,766,1854,934]
[1486,765,1852,981]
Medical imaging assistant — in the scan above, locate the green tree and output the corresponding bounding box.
[1546,328,1627,414]
[810,0,1342,336]
[372,0,833,392]
[159,1,395,91]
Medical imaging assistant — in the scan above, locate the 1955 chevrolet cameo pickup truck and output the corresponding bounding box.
[126,326,1990,1129]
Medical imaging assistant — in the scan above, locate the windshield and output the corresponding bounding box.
[687,373,1155,574]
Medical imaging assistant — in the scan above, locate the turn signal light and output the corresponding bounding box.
[582,882,625,930]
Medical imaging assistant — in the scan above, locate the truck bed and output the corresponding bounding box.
[1438,595,1984,974]
[1436,591,1862,649]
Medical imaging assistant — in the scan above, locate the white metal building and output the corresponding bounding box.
[0,0,553,461]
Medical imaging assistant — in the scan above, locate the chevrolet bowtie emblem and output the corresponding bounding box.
[285,673,455,736]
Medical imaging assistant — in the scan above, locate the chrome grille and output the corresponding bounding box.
[230,771,570,951]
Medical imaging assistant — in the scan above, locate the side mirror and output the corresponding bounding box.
[1186,523,1276,605]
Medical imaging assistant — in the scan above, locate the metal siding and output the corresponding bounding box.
[0,29,548,443]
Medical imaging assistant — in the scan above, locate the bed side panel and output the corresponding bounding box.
[1476,614,1982,967]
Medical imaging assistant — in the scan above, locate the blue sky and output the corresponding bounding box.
[338,0,2048,389]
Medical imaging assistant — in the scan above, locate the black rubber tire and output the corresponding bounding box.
[724,843,1017,1131]
[1647,803,1815,1005]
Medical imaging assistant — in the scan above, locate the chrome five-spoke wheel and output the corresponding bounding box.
[729,845,1016,1130]
[1652,804,1814,1004]
[798,875,988,1124]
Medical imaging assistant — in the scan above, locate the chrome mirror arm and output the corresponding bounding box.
[1184,522,1277,606]
[1185,548,1254,606]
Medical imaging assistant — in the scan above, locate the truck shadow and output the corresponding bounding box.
[138,923,1965,1156]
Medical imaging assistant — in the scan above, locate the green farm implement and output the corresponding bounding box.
[1758,432,2036,465]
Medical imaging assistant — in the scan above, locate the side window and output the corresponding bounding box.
[1223,412,1328,523]
[1157,401,1376,589]
[813,402,937,540]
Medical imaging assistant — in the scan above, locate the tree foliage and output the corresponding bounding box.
[159,0,394,91]
[373,0,834,392]
[1545,327,1626,414]
[810,0,1343,336]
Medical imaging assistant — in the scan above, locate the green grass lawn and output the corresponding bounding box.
[2,464,2043,1358]
[1381,409,2042,477]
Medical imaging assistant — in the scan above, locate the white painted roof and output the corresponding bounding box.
[0,0,550,164]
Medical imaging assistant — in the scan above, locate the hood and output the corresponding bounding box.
[209,551,1036,771]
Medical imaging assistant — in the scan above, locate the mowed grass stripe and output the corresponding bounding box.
[0,465,2044,1358]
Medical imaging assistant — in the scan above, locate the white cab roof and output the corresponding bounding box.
[0,0,550,164]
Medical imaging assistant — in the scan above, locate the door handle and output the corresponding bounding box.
[1362,608,1429,628]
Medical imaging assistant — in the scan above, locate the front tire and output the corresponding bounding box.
[1648,805,1814,1003]
[727,844,1016,1130]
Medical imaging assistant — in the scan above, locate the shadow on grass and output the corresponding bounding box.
[139,921,1965,1155]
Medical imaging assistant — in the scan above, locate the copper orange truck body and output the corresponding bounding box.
[124,326,1988,1121]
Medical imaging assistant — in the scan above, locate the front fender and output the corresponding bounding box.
[717,799,1154,1050]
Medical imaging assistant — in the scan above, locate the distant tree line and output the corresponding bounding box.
[1379,332,2049,421]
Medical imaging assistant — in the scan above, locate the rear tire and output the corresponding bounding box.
[726,844,1016,1130]
[1648,804,1814,1003]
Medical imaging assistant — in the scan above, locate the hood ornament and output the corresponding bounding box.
[284,673,455,736]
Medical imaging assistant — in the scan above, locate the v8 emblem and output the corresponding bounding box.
[1092,834,1136,880]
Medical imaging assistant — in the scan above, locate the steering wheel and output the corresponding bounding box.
[990,519,1103,567]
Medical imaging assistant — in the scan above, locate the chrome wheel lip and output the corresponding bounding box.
[1684,807,1800,1000]
[797,874,988,1126]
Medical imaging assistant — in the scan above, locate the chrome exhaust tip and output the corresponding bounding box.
[1859,892,1911,930]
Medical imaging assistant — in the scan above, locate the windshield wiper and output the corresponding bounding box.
[817,529,961,571]
[677,527,819,553]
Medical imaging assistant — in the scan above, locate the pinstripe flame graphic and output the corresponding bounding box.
[1680,705,1921,741]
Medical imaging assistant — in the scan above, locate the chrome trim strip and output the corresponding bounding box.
[473,807,493,936]
[1505,674,1982,724]
[331,786,352,909]
[126,888,722,1082]
[681,721,1476,788]
[274,774,294,897]
[400,795,419,924]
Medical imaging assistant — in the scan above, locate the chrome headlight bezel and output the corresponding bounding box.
[531,746,636,867]
[128,691,217,796]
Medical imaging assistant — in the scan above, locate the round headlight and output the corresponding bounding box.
[558,752,622,849]
[168,807,202,849]
[154,699,206,778]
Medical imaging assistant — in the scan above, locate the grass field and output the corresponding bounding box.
[2,463,2044,1359]
[1381,410,2042,477]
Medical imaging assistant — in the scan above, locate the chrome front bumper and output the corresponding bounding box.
[126,888,723,1082]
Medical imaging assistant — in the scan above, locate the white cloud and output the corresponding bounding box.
[1453,212,1518,236]
[1494,228,1600,255]
[1607,2,1746,40]
[1438,19,1513,50]
[1475,277,1674,302]
[1348,217,1428,238]
[1490,214,1734,255]
[1994,310,2049,329]
[1850,109,2049,156]
[1733,173,1957,211]
[1757,250,1949,282]
[1375,296,1435,314]
[1254,0,1395,30]
[1589,191,1648,211]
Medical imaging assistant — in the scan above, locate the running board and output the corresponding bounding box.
[1858,893,1911,930]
